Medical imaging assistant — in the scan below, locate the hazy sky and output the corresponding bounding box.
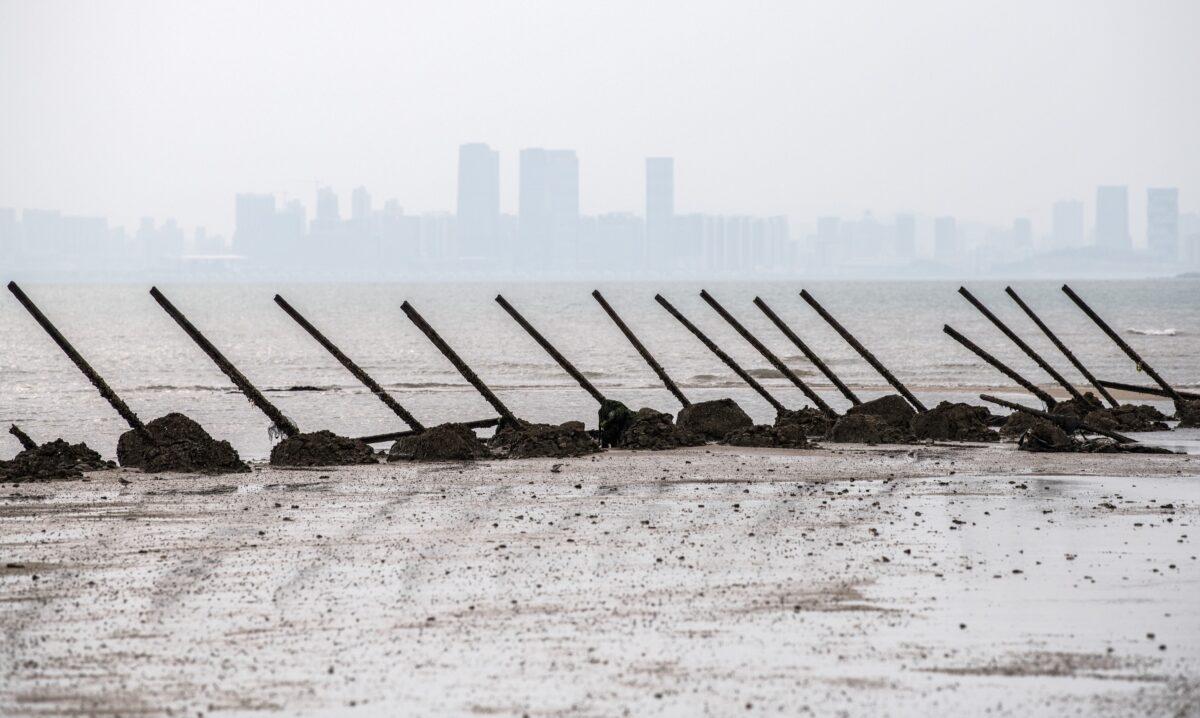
[2,0,1198,237]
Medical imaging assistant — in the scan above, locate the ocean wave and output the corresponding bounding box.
[1127,327,1179,336]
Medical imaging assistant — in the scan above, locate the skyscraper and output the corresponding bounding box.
[316,187,340,224]
[1012,218,1033,250]
[456,143,500,259]
[894,213,916,258]
[1146,187,1179,259]
[351,186,372,221]
[1095,186,1129,252]
[645,157,674,270]
[518,148,579,269]
[1052,200,1084,249]
[234,193,277,257]
[934,216,957,261]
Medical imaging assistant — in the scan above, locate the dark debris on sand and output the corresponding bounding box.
[1176,399,1200,429]
[1052,393,1169,433]
[825,394,916,443]
[489,420,601,459]
[614,408,705,450]
[825,414,910,444]
[1018,418,1176,454]
[676,398,753,441]
[723,423,809,449]
[270,430,377,467]
[2,439,114,483]
[389,423,491,462]
[910,401,999,442]
[118,413,248,474]
[775,408,834,437]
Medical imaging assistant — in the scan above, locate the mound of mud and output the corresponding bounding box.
[775,407,834,436]
[389,423,491,462]
[269,430,376,467]
[1018,418,1175,454]
[118,413,248,474]
[1,439,114,483]
[825,414,910,444]
[1052,393,1168,432]
[910,401,999,442]
[676,398,753,440]
[615,408,705,450]
[489,420,601,459]
[723,423,809,449]
[1175,399,1200,429]
[1082,405,1169,433]
[1000,410,1042,438]
[1049,393,1105,418]
[598,399,634,447]
[845,394,916,430]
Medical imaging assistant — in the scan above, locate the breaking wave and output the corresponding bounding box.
[1127,327,1179,336]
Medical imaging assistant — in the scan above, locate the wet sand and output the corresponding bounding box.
[1,443,1198,716]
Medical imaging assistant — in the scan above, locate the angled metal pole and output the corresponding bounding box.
[495,294,607,405]
[1062,284,1186,406]
[753,296,861,406]
[1004,286,1119,408]
[150,286,300,438]
[655,294,786,413]
[400,300,518,425]
[700,290,835,416]
[7,281,151,439]
[275,294,424,431]
[980,394,1133,444]
[1096,379,1200,401]
[9,424,37,452]
[799,289,927,412]
[355,417,500,445]
[945,325,1057,408]
[959,286,1085,403]
[592,289,690,407]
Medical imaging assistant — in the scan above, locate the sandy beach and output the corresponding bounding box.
[2,442,1197,716]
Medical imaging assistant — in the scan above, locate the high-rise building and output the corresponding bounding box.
[351,186,372,221]
[234,194,277,256]
[1052,200,1084,249]
[645,157,674,269]
[456,143,500,259]
[1095,186,1129,252]
[316,187,340,224]
[1012,217,1033,250]
[518,148,579,269]
[1146,187,1179,259]
[934,216,957,260]
[894,213,916,258]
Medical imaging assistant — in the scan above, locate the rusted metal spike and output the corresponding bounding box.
[592,290,690,408]
[980,393,1134,444]
[275,294,424,432]
[1096,379,1200,401]
[700,290,835,417]
[495,294,607,405]
[799,289,927,412]
[655,294,786,413]
[959,287,1085,403]
[753,296,861,407]
[355,417,500,445]
[9,424,37,451]
[7,281,151,439]
[1062,284,1186,406]
[150,286,300,438]
[1004,287,1119,408]
[400,300,518,425]
[944,325,1057,408]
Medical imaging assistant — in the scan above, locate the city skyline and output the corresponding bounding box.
[2,141,1196,280]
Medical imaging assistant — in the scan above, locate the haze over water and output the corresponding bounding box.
[3,280,1197,460]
